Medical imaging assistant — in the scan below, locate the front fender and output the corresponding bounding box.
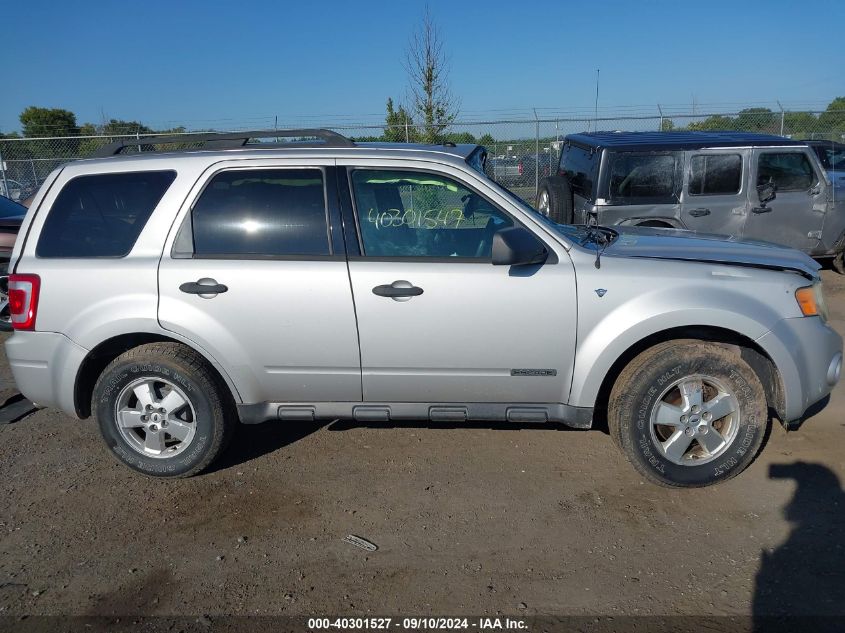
[567,257,804,408]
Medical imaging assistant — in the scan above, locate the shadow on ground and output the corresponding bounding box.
[753,461,845,631]
[208,420,325,473]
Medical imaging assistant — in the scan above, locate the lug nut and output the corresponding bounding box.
[680,415,688,423]
[691,405,701,414]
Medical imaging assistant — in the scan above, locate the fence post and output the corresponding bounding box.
[777,100,785,136]
[657,104,664,131]
[30,159,38,187]
[533,109,540,199]
[0,144,9,199]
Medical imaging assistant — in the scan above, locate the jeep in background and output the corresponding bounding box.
[537,131,845,271]
[806,139,845,187]
[5,129,842,487]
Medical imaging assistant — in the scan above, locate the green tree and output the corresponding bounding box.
[404,6,458,144]
[660,118,675,131]
[688,115,736,131]
[442,131,476,144]
[734,107,777,133]
[479,133,495,147]
[783,111,818,137]
[819,97,845,136]
[384,98,415,142]
[19,106,79,137]
[101,119,154,136]
[19,106,80,163]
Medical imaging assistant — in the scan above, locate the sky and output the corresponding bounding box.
[2,0,843,133]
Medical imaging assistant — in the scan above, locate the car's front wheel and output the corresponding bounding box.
[93,342,235,477]
[608,340,769,487]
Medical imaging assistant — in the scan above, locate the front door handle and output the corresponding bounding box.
[179,278,228,297]
[688,208,710,217]
[751,206,772,214]
[373,280,424,301]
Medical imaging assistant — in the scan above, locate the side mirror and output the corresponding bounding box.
[756,181,777,206]
[492,227,548,266]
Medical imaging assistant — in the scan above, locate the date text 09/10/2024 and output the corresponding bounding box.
[307,617,528,630]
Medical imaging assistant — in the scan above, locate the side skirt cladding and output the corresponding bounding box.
[237,401,593,429]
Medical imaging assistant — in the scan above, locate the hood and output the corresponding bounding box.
[602,226,820,278]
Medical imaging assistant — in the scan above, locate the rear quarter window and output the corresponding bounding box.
[36,171,175,258]
[607,152,681,204]
[560,145,597,199]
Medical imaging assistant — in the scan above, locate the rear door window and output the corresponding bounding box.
[688,154,742,196]
[36,170,175,258]
[607,152,680,203]
[190,168,330,257]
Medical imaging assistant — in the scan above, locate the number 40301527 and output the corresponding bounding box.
[366,208,464,230]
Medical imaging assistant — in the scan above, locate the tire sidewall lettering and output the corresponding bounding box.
[625,351,766,485]
[95,359,214,477]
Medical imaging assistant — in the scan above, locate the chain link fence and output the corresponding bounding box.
[1,108,843,205]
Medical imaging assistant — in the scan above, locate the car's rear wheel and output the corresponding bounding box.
[608,340,769,487]
[93,342,235,477]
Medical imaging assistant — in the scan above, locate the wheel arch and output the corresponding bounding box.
[74,332,243,418]
[616,216,684,229]
[588,325,785,430]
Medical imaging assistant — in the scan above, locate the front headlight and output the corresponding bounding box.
[795,280,828,321]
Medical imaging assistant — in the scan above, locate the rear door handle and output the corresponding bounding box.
[179,278,228,297]
[688,208,710,217]
[373,280,424,301]
[751,207,772,214]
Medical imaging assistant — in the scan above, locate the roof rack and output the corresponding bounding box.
[93,128,356,157]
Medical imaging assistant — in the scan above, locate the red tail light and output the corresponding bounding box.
[518,162,524,175]
[9,274,40,331]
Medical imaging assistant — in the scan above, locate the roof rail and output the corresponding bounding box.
[93,128,356,157]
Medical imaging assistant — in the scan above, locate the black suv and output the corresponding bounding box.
[537,131,845,266]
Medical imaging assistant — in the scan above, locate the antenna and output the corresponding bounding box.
[594,69,600,132]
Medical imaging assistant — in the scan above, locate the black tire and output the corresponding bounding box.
[537,176,573,224]
[0,264,10,332]
[833,251,845,275]
[608,340,769,488]
[93,342,236,478]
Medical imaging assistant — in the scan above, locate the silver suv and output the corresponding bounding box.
[5,129,842,487]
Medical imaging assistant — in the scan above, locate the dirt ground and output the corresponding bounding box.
[0,271,844,627]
